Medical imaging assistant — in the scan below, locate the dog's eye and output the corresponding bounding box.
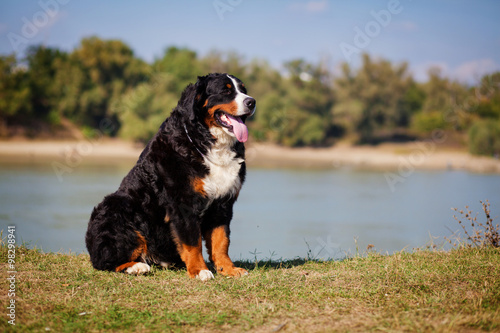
[222,88,232,95]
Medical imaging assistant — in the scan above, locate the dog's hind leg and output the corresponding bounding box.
[114,231,150,275]
[86,208,150,275]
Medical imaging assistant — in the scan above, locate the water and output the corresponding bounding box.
[1,160,499,260]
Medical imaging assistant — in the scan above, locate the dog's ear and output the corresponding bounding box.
[193,75,209,110]
[178,76,208,122]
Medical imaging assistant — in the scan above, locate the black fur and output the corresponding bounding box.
[85,73,254,275]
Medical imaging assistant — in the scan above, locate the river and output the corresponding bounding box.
[0,160,498,260]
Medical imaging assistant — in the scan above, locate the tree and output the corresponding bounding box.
[281,59,334,146]
[249,59,335,146]
[333,53,417,143]
[113,73,180,142]
[0,55,31,120]
[466,72,500,156]
[412,67,470,134]
[473,72,500,120]
[200,50,246,81]
[53,36,150,132]
[25,45,67,123]
[154,47,203,95]
[468,119,500,156]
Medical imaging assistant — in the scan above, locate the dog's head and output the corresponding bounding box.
[180,73,256,143]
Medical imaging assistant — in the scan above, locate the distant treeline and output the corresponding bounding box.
[1,36,499,155]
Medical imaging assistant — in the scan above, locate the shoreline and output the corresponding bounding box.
[0,139,499,174]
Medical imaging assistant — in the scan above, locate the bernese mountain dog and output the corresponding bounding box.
[85,73,256,281]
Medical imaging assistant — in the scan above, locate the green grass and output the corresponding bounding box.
[1,242,499,332]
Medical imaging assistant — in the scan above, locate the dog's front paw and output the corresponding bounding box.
[219,266,248,277]
[196,269,215,281]
[231,267,248,277]
[124,262,151,275]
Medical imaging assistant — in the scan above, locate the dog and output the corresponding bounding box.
[85,73,256,281]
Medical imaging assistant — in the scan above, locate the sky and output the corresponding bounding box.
[0,0,499,84]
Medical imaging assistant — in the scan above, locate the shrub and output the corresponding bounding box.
[450,200,499,248]
[411,111,448,135]
[468,120,500,156]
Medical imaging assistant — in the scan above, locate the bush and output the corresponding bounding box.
[468,120,500,156]
[450,200,499,248]
[411,111,449,135]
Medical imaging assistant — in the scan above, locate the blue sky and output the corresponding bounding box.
[0,0,499,83]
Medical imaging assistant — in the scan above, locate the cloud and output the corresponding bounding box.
[453,58,499,83]
[390,20,418,32]
[41,9,68,30]
[289,0,328,13]
[412,59,500,84]
[411,61,450,82]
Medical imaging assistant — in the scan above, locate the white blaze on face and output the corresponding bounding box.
[228,75,253,117]
[214,75,253,143]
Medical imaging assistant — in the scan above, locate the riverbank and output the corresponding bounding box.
[0,139,499,173]
[1,242,498,332]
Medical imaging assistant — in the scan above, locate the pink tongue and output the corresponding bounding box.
[225,114,248,142]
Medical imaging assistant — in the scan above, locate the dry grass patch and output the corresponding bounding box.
[0,241,499,332]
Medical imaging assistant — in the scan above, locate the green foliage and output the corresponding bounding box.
[113,75,178,142]
[474,72,500,120]
[153,47,203,94]
[54,36,150,131]
[411,111,448,133]
[468,119,500,156]
[255,59,334,146]
[412,67,471,135]
[1,36,499,152]
[0,54,31,118]
[25,46,66,120]
[333,54,417,143]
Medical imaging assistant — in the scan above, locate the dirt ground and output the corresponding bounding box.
[0,139,499,173]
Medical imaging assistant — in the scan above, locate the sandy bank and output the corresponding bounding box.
[0,139,499,174]
[246,143,500,173]
[0,139,142,162]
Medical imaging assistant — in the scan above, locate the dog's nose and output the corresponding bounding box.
[244,97,256,111]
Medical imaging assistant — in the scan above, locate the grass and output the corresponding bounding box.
[0,241,499,332]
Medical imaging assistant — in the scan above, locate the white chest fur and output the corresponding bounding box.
[202,128,244,200]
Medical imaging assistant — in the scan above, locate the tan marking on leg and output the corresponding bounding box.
[131,231,147,261]
[171,227,211,280]
[115,231,148,272]
[205,226,248,277]
[115,261,137,272]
